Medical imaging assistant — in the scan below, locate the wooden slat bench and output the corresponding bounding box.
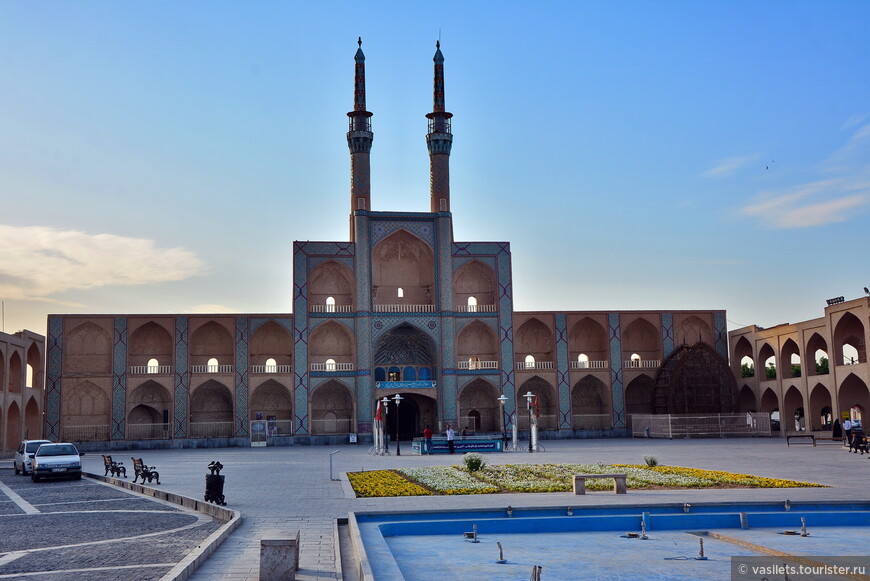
[573,473,627,495]
[786,434,816,446]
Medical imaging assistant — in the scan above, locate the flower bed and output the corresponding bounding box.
[346,463,824,498]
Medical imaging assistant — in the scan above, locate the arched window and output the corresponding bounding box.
[740,355,755,377]
[147,358,160,373]
[388,366,400,381]
[325,358,336,372]
[577,354,589,369]
[26,364,34,388]
[266,357,277,372]
[469,356,480,370]
[207,357,219,372]
[525,354,536,369]
[467,296,477,313]
[397,287,404,298]
[375,367,386,382]
[326,297,336,313]
[629,353,641,368]
[844,345,860,365]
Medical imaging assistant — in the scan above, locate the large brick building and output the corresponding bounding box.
[45,42,735,448]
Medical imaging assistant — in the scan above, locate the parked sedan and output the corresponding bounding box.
[14,440,52,475]
[31,443,82,482]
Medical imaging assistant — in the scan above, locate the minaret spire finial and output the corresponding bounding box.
[426,41,453,213]
[348,37,374,223]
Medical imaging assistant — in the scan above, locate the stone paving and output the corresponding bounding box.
[0,471,222,580]
[55,436,866,580]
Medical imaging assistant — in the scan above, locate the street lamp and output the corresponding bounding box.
[497,394,508,448]
[381,396,390,454]
[393,393,404,456]
[524,391,535,453]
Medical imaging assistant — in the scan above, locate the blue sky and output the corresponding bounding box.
[1,1,869,337]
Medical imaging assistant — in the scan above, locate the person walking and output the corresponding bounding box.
[446,424,455,454]
[423,425,433,455]
[844,417,853,448]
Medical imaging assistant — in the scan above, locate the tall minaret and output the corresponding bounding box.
[347,37,373,215]
[426,41,453,213]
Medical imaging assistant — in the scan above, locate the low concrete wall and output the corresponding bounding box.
[86,472,241,581]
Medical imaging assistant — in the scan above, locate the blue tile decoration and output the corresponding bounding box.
[174,317,189,438]
[608,313,625,428]
[661,312,674,359]
[714,311,728,359]
[356,316,373,423]
[555,314,571,428]
[45,316,63,441]
[249,317,294,334]
[112,318,127,440]
[234,317,249,437]
[293,245,311,435]
[369,217,437,249]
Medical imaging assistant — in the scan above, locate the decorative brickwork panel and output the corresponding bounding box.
[294,241,354,257]
[356,316,372,423]
[441,317,456,422]
[661,312,674,359]
[112,318,127,440]
[372,318,439,342]
[608,313,626,428]
[370,220,437,249]
[173,318,190,438]
[496,243,516,426]
[249,317,294,334]
[45,316,63,440]
[714,312,728,359]
[235,317,249,437]
[293,247,310,435]
[555,314,571,428]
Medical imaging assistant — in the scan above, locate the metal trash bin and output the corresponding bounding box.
[204,461,227,506]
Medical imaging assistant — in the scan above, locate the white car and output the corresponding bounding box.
[14,440,52,475]
[31,443,82,482]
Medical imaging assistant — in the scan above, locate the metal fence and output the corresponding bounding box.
[126,423,172,440]
[630,413,771,438]
[61,424,110,442]
[188,421,235,439]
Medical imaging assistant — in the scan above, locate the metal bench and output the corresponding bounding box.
[573,473,627,495]
[786,434,816,446]
[102,454,127,478]
[131,457,161,484]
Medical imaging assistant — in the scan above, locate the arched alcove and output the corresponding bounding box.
[190,322,234,368]
[458,379,500,432]
[453,260,496,309]
[250,379,293,424]
[838,374,870,422]
[805,333,829,376]
[809,383,833,430]
[780,339,801,379]
[309,260,354,310]
[63,381,111,427]
[26,343,42,389]
[758,343,776,379]
[66,322,112,374]
[622,318,660,363]
[733,336,754,376]
[190,380,234,438]
[624,374,655,415]
[310,381,354,434]
[7,352,22,393]
[456,321,499,366]
[738,385,756,413]
[571,375,611,429]
[24,397,41,439]
[372,230,435,306]
[834,312,866,365]
[310,321,354,366]
[250,321,293,370]
[783,386,805,431]
[129,322,173,367]
[515,318,554,365]
[517,376,558,430]
[569,318,608,364]
[677,315,712,346]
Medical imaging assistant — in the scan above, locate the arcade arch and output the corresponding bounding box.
[7,352,21,393]
[622,318,660,363]
[780,339,801,378]
[310,381,354,434]
[372,230,435,306]
[66,322,111,374]
[250,321,293,370]
[310,321,354,367]
[624,374,655,415]
[783,386,805,431]
[677,315,712,346]
[190,380,233,437]
[834,312,866,365]
[838,374,870,424]
[758,343,776,378]
[738,385,756,413]
[6,402,20,451]
[805,333,829,376]
[458,379,500,432]
[571,375,610,429]
[517,376,558,430]
[129,322,173,367]
[515,318,554,366]
[456,321,498,367]
[453,260,496,309]
[569,318,608,365]
[190,322,234,369]
[250,379,293,424]
[24,397,40,440]
[809,384,833,430]
[309,260,354,311]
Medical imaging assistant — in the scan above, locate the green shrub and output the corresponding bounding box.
[463,452,487,472]
[643,455,659,467]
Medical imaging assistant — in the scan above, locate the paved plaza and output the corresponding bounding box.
[2,437,866,580]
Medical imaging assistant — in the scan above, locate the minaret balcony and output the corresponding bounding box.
[373,304,436,313]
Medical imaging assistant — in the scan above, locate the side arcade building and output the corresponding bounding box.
[45,42,735,448]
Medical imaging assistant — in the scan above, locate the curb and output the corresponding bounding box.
[85,472,242,581]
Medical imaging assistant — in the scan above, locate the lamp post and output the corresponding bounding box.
[497,394,508,449]
[381,396,390,454]
[524,391,535,453]
[393,393,403,456]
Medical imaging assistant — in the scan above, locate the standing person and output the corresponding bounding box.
[843,417,853,448]
[446,424,455,454]
[423,425,433,455]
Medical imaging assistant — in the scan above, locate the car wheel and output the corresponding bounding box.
[14,464,20,475]
[31,473,40,483]
[22,467,29,476]
[74,473,82,481]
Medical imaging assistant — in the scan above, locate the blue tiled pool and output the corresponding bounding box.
[350,502,870,580]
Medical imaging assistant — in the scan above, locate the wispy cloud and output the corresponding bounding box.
[739,124,870,228]
[701,154,762,178]
[0,225,206,300]
[740,179,869,228]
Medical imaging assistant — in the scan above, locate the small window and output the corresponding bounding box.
[524,354,536,369]
[577,354,589,368]
[208,357,219,372]
[147,358,159,373]
[357,197,366,209]
[440,198,447,211]
[467,296,477,312]
[326,297,336,313]
[326,358,336,371]
[397,288,404,298]
[266,358,277,372]
[26,364,34,387]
